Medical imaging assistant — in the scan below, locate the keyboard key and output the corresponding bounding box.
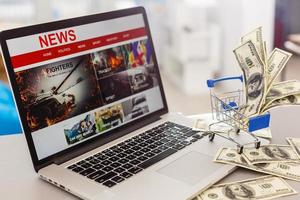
[72,166,84,173]
[130,159,141,165]
[89,159,100,165]
[111,176,125,183]
[165,142,176,148]
[109,156,120,162]
[114,167,125,173]
[112,148,123,154]
[172,144,185,150]
[80,168,96,176]
[120,171,132,179]
[154,141,163,146]
[158,145,169,151]
[124,149,134,154]
[105,151,116,157]
[185,130,198,137]
[102,166,113,172]
[144,152,155,158]
[110,162,121,168]
[138,148,177,169]
[127,141,138,146]
[119,158,129,164]
[85,157,93,161]
[103,180,116,188]
[152,149,162,154]
[131,146,141,151]
[137,156,148,162]
[161,138,170,143]
[81,163,91,168]
[122,163,133,169]
[67,164,77,169]
[77,160,86,165]
[141,148,150,153]
[101,160,112,166]
[95,154,108,161]
[180,141,191,146]
[95,172,117,183]
[93,164,104,170]
[102,149,111,154]
[133,151,143,157]
[193,134,203,139]
[87,170,105,180]
[139,142,148,147]
[148,144,157,149]
[145,139,155,144]
[128,167,143,174]
[126,155,136,160]
[117,153,127,158]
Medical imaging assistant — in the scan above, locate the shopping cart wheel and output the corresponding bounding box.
[255,141,261,149]
[209,133,215,141]
[237,145,244,154]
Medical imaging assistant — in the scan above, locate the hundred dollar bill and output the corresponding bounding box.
[262,80,300,111]
[234,41,266,117]
[261,93,300,113]
[198,175,297,200]
[214,147,300,181]
[286,137,300,158]
[242,145,300,164]
[266,48,292,92]
[241,26,265,64]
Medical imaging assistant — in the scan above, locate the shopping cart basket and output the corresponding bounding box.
[206,75,270,153]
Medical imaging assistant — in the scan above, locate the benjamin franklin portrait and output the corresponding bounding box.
[262,146,290,159]
[248,73,263,99]
[223,184,255,199]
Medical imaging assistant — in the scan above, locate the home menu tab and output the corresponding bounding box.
[5,13,164,160]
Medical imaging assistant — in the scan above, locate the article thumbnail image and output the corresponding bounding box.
[128,39,153,67]
[64,114,96,145]
[15,55,102,132]
[90,46,127,79]
[122,94,149,121]
[127,66,159,94]
[94,104,124,133]
[98,71,132,104]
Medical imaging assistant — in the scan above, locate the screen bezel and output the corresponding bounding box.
[0,7,168,172]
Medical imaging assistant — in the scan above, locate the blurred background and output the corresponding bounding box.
[0,0,300,118]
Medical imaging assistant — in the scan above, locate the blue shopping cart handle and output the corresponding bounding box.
[207,75,243,88]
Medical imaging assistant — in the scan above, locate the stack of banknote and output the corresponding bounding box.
[191,138,300,200]
[233,27,300,117]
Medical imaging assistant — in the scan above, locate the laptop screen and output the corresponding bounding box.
[5,13,164,160]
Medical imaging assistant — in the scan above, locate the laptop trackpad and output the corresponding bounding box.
[157,151,220,186]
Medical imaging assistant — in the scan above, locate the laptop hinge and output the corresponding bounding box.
[52,114,162,166]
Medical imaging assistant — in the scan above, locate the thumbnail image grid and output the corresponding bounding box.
[93,39,159,104]
[63,93,150,146]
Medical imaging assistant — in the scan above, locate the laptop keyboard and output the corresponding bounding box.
[67,121,202,188]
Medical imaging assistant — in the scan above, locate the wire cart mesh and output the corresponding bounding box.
[206,75,270,153]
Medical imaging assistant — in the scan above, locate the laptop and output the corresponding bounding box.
[0,7,269,200]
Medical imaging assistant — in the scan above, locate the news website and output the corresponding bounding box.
[7,14,164,159]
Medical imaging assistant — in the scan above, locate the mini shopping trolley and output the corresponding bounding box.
[206,75,270,154]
